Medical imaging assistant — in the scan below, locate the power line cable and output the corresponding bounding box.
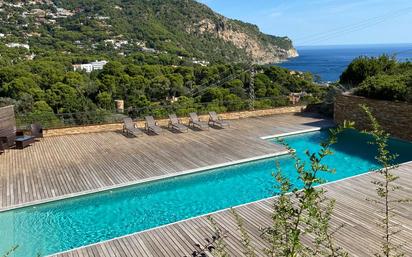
[295,7,412,43]
[191,67,254,97]
[296,7,412,45]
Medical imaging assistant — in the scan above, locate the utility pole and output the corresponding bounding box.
[249,67,256,111]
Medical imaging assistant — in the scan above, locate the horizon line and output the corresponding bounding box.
[296,42,412,48]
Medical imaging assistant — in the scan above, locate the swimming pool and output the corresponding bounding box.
[1,129,412,257]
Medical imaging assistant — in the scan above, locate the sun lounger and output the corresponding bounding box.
[189,112,209,130]
[123,118,142,137]
[168,114,188,133]
[145,116,163,134]
[208,111,230,128]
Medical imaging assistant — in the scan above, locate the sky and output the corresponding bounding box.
[197,0,412,46]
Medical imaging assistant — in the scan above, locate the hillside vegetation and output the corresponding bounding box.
[0,0,297,64]
[0,58,323,127]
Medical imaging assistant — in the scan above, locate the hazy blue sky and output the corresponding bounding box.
[197,0,412,46]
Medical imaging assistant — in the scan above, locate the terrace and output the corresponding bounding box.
[1,111,412,256]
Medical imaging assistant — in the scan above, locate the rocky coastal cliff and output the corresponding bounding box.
[188,16,298,64]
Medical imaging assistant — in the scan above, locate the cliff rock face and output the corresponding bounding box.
[187,18,298,64]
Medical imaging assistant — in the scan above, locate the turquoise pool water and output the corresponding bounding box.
[1,129,412,257]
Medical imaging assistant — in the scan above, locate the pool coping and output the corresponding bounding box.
[259,126,335,140]
[48,158,412,257]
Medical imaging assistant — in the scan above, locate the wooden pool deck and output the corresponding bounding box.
[52,162,412,257]
[2,112,412,257]
[0,113,332,211]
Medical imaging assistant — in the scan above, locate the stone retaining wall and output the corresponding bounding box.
[334,94,412,141]
[45,105,305,137]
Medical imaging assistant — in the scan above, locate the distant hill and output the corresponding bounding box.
[0,0,298,64]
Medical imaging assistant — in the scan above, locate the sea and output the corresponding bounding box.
[277,44,412,82]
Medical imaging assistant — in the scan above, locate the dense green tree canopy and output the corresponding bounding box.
[339,55,397,87]
[0,52,323,128]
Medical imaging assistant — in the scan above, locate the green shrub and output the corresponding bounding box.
[355,74,408,102]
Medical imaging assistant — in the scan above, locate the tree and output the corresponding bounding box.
[201,87,230,104]
[142,65,163,78]
[63,72,87,91]
[125,64,144,77]
[30,61,65,88]
[167,73,185,97]
[360,105,410,257]
[226,79,246,98]
[0,66,31,86]
[173,96,200,116]
[148,75,171,100]
[194,126,351,257]
[224,94,244,111]
[340,55,397,87]
[15,93,35,114]
[2,77,45,101]
[129,76,148,94]
[206,100,227,113]
[258,126,348,257]
[96,92,113,110]
[46,83,80,113]
[101,62,124,77]
[254,73,270,97]
[266,82,282,97]
[99,75,117,94]
[0,52,326,128]
[127,94,151,117]
[23,101,60,128]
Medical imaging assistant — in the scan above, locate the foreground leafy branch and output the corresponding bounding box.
[184,216,229,257]
[360,104,410,257]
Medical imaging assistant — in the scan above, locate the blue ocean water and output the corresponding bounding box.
[278,44,412,82]
[1,129,412,257]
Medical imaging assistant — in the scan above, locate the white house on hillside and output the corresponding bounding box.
[6,43,30,49]
[73,60,108,73]
[90,60,108,70]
